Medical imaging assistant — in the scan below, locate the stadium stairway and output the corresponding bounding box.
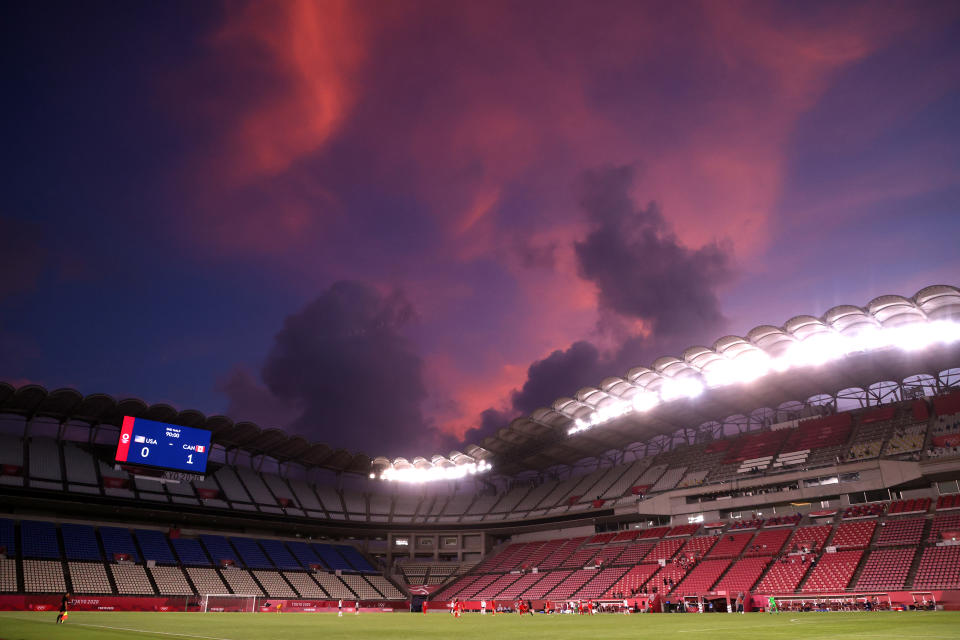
[905,541,929,588]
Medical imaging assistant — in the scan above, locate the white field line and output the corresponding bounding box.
[0,614,234,640]
[74,622,235,640]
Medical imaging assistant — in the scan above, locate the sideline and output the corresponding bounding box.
[0,613,234,640]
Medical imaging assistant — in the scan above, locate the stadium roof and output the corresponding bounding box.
[0,285,958,478]
[479,284,960,475]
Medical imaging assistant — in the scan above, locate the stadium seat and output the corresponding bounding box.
[253,570,296,597]
[134,529,177,564]
[364,574,404,599]
[755,557,809,593]
[336,544,377,573]
[23,559,66,592]
[472,573,520,599]
[706,533,751,558]
[562,547,599,568]
[544,568,602,599]
[913,545,960,589]
[100,526,140,562]
[0,558,18,592]
[854,548,915,590]
[341,573,382,599]
[20,520,60,559]
[185,567,228,595]
[674,558,730,595]
[219,567,264,596]
[831,521,876,549]
[286,540,323,569]
[613,541,655,565]
[665,524,699,537]
[171,538,212,566]
[874,517,926,546]
[259,539,302,570]
[68,562,113,594]
[678,535,716,558]
[311,543,354,572]
[787,525,832,553]
[645,538,685,563]
[743,528,791,557]
[801,550,863,592]
[200,534,241,567]
[928,513,960,541]
[604,563,659,597]
[150,566,194,595]
[229,538,274,570]
[523,570,572,598]
[312,571,354,599]
[61,523,102,561]
[284,571,326,598]
[713,556,770,595]
[109,564,155,595]
[497,572,546,599]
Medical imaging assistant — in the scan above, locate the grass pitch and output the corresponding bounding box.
[0,610,959,640]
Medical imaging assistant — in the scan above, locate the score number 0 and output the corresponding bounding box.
[138,447,195,464]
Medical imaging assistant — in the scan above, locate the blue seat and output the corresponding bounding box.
[62,523,101,560]
[287,541,323,569]
[171,538,211,566]
[99,526,139,562]
[259,539,301,570]
[312,543,353,572]
[336,544,377,573]
[229,538,273,570]
[21,520,60,559]
[134,529,176,564]
[200,535,241,567]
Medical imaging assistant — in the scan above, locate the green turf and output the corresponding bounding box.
[0,610,958,640]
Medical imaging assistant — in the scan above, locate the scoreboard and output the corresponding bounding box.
[115,416,212,473]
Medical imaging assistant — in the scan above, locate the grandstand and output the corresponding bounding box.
[1,285,960,612]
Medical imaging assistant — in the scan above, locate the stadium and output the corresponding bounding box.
[2,285,960,640]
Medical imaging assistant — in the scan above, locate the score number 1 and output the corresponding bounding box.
[138,448,193,464]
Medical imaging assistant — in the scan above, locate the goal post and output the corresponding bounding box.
[202,594,258,612]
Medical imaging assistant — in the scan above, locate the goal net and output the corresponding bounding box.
[202,594,258,612]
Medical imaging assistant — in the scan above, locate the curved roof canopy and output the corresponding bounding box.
[479,284,960,474]
[1,285,958,478]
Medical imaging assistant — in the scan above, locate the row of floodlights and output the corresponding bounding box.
[568,319,960,436]
[370,459,493,483]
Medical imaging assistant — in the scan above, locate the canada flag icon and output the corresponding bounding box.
[196,445,205,453]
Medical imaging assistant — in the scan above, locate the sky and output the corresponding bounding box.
[2,0,959,460]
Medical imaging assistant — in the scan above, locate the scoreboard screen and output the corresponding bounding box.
[115,416,211,473]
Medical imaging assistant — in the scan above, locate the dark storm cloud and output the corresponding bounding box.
[498,166,733,417]
[509,341,604,415]
[460,407,516,444]
[575,165,732,338]
[223,281,456,457]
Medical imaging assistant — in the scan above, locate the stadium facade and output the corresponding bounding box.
[1,284,960,612]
